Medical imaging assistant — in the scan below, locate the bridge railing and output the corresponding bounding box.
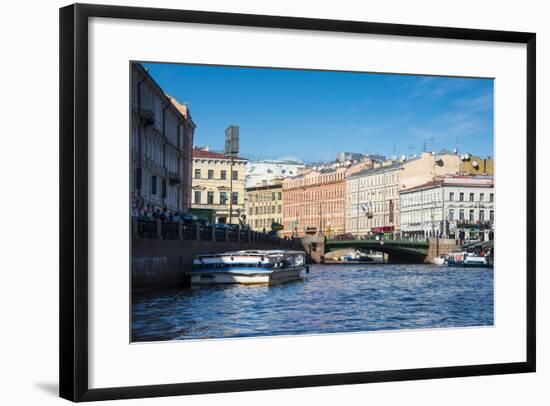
[132,217,298,248]
[325,238,431,252]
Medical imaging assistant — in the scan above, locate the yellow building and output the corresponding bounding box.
[191,147,247,224]
[458,154,494,176]
[245,179,283,232]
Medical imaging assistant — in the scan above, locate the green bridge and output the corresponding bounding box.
[325,239,431,262]
[300,237,461,263]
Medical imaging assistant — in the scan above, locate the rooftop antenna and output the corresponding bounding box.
[427,135,435,151]
[422,139,427,152]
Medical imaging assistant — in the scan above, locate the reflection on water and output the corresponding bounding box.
[131,264,493,342]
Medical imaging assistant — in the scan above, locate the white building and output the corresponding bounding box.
[399,175,494,242]
[346,161,402,237]
[245,158,305,188]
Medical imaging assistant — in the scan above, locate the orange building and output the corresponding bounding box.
[282,167,347,237]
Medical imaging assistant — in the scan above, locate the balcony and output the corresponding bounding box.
[140,109,155,127]
[168,170,181,186]
[455,220,493,229]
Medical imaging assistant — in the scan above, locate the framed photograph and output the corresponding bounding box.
[59,3,536,402]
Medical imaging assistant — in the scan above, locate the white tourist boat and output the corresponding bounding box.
[189,250,308,286]
[446,251,493,268]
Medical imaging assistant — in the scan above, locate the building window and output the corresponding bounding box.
[207,191,214,204]
[220,170,226,180]
[459,192,464,202]
[459,209,464,220]
[232,170,238,181]
[272,192,276,201]
[161,180,166,199]
[278,192,282,200]
[220,191,227,205]
[490,193,494,202]
[194,190,201,204]
[479,210,485,221]
[151,175,157,195]
[469,193,474,202]
[449,209,454,221]
[490,210,494,222]
[469,209,475,222]
[232,192,238,204]
[208,169,214,179]
[480,193,485,201]
[255,207,259,215]
[194,169,201,179]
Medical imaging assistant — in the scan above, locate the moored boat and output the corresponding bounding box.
[446,251,493,268]
[188,250,308,286]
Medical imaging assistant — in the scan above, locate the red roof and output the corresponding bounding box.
[192,148,245,160]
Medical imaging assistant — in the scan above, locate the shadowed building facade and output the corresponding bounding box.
[131,63,195,214]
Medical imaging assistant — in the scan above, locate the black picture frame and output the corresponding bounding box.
[59,3,536,402]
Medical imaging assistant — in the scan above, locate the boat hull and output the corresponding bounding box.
[190,267,305,286]
[447,262,493,268]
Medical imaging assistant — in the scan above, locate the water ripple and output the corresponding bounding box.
[132,264,493,342]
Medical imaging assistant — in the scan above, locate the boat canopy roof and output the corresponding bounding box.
[195,250,305,259]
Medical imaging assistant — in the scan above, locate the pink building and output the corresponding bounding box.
[282,167,347,237]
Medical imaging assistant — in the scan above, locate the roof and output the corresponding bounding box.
[132,63,194,125]
[400,179,443,193]
[347,161,402,179]
[401,175,494,194]
[192,148,246,160]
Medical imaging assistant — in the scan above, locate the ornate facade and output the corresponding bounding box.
[191,147,247,224]
[400,175,494,241]
[245,180,284,232]
[282,167,347,237]
[131,63,195,214]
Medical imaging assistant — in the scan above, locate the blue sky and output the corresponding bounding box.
[142,62,494,163]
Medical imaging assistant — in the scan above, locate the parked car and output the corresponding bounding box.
[182,214,198,224]
[333,233,355,241]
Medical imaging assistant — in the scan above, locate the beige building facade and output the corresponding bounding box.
[399,152,460,191]
[191,147,247,224]
[346,162,401,236]
[345,152,464,237]
[246,180,283,232]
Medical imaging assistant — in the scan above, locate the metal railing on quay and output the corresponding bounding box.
[199,225,212,240]
[161,221,179,240]
[133,219,301,249]
[135,219,156,239]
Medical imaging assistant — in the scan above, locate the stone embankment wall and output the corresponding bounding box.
[132,239,303,289]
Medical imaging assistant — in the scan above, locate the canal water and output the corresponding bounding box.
[131,264,493,342]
